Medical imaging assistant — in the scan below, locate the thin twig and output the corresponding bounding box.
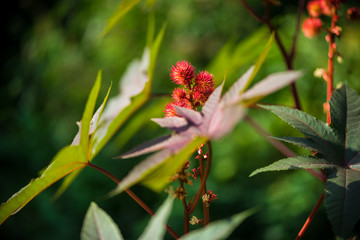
[87,163,180,239]
[289,0,306,62]
[296,190,325,240]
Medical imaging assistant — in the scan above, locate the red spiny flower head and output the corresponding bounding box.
[172,88,189,103]
[302,18,323,38]
[307,1,323,17]
[193,70,214,105]
[170,60,195,86]
[164,103,177,118]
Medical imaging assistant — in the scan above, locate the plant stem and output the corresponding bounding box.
[295,190,325,240]
[179,172,190,234]
[198,149,210,225]
[189,142,212,215]
[326,11,337,125]
[245,114,327,183]
[87,163,180,239]
[238,0,302,110]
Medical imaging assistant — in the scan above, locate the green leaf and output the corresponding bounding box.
[0,74,105,224]
[260,104,342,164]
[138,197,174,240]
[179,208,256,240]
[326,168,360,238]
[241,31,275,94]
[81,202,123,240]
[207,27,269,86]
[57,25,166,198]
[0,146,86,224]
[79,70,102,157]
[110,137,207,195]
[101,0,141,37]
[250,156,337,177]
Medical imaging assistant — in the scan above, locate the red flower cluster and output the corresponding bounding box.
[165,60,215,118]
[303,0,359,38]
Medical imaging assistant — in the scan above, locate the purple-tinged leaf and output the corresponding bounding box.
[119,134,193,159]
[151,117,188,131]
[349,152,360,167]
[239,71,302,104]
[110,137,207,194]
[208,105,245,139]
[250,156,337,177]
[220,66,254,107]
[174,106,203,125]
[200,83,224,136]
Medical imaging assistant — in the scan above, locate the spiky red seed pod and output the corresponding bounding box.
[172,88,189,103]
[170,60,195,86]
[193,70,214,105]
[302,17,323,38]
[164,103,177,118]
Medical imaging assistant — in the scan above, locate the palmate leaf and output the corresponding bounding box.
[252,85,360,238]
[112,52,302,195]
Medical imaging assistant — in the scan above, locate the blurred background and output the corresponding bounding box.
[1,0,360,239]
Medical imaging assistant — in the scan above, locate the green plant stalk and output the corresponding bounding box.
[179,169,190,234]
[295,190,325,240]
[87,163,180,239]
[198,152,210,226]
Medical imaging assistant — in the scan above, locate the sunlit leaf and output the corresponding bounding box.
[57,23,166,198]
[81,202,123,240]
[0,146,86,224]
[138,197,174,240]
[0,73,104,224]
[240,70,302,106]
[179,208,256,240]
[253,85,360,238]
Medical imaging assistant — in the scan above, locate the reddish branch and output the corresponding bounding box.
[296,190,325,240]
[87,163,180,239]
[239,0,302,110]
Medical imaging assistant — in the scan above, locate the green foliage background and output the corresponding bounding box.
[1,0,360,239]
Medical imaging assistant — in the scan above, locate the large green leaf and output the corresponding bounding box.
[81,202,123,240]
[253,85,360,238]
[0,146,86,224]
[179,208,256,240]
[138,197,174,240]
[0,73,104,224]
[56,23,166,198]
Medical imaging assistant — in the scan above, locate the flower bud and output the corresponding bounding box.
[302,18,323,38]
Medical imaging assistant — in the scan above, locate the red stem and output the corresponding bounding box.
[296,190,325,240]
[87,163,180,239]
[189,142,212,214]
[326,11,337,125]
